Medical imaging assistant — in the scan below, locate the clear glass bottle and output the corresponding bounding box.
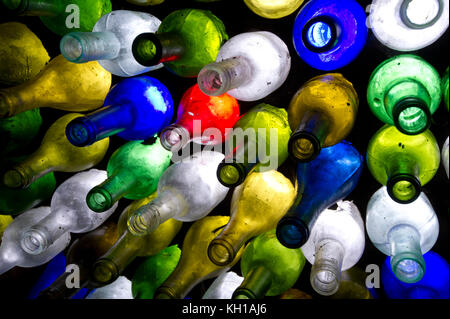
[243,0,304,19]
[366,186,439,283]
[202,271,244,299]
[197,31,290,101]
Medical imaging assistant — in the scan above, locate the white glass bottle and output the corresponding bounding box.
[0,207,71,275]
[127,151,229,236]
[19,169,118,256]
[202,271,244,299]
[301,200,365,296]
[60,10,162,77]
[366,186,439,283]
[369,0,449,52]
[86,276,133,299]
[197,31,291,101]
[442,136,449,178]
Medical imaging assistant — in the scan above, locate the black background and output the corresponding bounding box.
[0,0,448,302]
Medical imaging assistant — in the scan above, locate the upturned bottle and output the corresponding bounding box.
[366,124,440,204]
[160,84,240,152]
[287,73,359,162]
[276,141,363,249]
[1,0,112,36]
[0,22,50,86]
[91,193,182,286]
[301,201,365,296]
[131,8,228,77]
[19,169,118,257]
[60,10,163,77]
[197,31,290,101]
[0,207,72,275]
[202,271,244,299]
[0,55,112,119]
[86,139,172,213]
[216,103,292,187]
[367,55,441,135]
[233,229,306,299]
[154,216,244,299]
[208,170,296,267]
[442,137,449,178]
[127,151,229,236]
[65,76,173,147]
[243,0,304,19]
[366,186,439,283]
[2,113,109,189]
[132,245,181,299]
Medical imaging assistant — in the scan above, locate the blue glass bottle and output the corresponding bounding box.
[292,0,368,71]
[276,140,363,248]
[382,251,449,299]
[65,76,174,147]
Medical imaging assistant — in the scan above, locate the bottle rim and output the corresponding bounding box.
[216,161,246,188]
[386,173,421,204]
[400,0,444,30]
[288,130,322,163]
[276,216,309,249]
[132,33,163,67]
[301,16,341,53]
[392,97,431,135]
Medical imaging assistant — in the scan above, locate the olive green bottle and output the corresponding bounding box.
[367,124,440,204]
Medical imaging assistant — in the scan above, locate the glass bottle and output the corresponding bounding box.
[366,186,439,283]
[1,157,56,216]
[91,193,182,286]
[86,276,133,299]
[443,67,449,111]
[366,124,440,204]
[65,76,173,147]
[0,215,13,240]
[197,31,291,101]
[127,151,229,236]
[292,0,368,71]
[233,229,306,299]
[382,251,449,299]
[132,245,181,299]
[369,0,449,52]
[0,207,72,275]
[202,271,244,299]
[208,170,296,266]
[131,8,228,78]
[0,55,112,119]
[0,22,49,86]
[37,221,119,299]
[287,73,359,162]
[154,215,244,299]
[301,201,365,296]
[276,140,363,249]
[1,0,112,36]
[442,136,449,178]
[278,288,312,299]
[243,0,304,19]
[0,109,42,156]
[19,169,118,256]
[60,10,163,77]
[216,103,292,187]
[2,113,110,189]
[160,84,240,152]
[367,55,441,135]
[86,139,172,213]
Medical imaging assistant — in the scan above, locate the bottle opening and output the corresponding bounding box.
[3,169,25,189]
[60,34,84,63]
[311,269,339,296]
[132,33,162,67]
[92,259,118,285]
[217,162,246,187]
[393,98,431,135]
[65,117,95,147]
[160,127,185,152]
[392,257,425,284]
[86,188,112,213]
[197,67,227,97]
[387,174,421,204]
[307,22,332,49]
[288,132,321,163]
[20,229,48,255]
[207,239,234,266]
[276,217,309,249]
[302,16,339,53]
[232,288,255,299]
[401,0,443,29]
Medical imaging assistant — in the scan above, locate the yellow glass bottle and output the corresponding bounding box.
[208,170,296,266]
[0,55,112,118]
[91,192,182,286]
[0,215,13,240]
[244,0,305,19]
[2,113,109,189]
[0,22,50,86]
[329,266,373,299]
[154,216,245,299]
[288,73,358,162]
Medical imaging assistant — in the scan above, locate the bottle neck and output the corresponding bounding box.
[0,86,37,118]
[159,124,191,152]
[207,225,250,267]
[388,224,425,283]
[4,0,61,16]
[310,239,344,296]
[233,266,273,299]
[132,32,185,67]
[197,56,252,96]
[37,270,89,299]
[276,210,310,249]
[154,264,199,299]
[386,157,421,204]
[60,32,121,63]
[3,152,52,188]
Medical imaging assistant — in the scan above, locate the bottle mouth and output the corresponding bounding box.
[216,161,246,187]
[387,173,421,204]
[310,262,341,296]
[91,259,119,286]
[276,216,309,249]
[160,125,190,152]
[20,228,49,255]
[60,33,85,63]
[86,187,112,213]
[232,287,256,299]
[197,64,229,97]
[207,238,235,266]
[3,168,28,189]
[393,98,431,135]
[132,33,162,67]
[400,0,443,29]
[302,16,340,53]
[288,131,322,163]
[65,117,96,147]
[391,252,425,283]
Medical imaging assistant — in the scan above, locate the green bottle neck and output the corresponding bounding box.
[132,32,185,67]
[4,0,62,16]
[233,265,272,299]
[386,156,421,204]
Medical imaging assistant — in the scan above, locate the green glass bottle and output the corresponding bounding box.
[1,0,112,36]
[216,103,292,187]
[233,229,306,299]
[86,139,172,213]
[132,8,228,77]
[0,109,42,156]
[367,54,441,135]
[367,124,440,204]
[442,67,449,111]
[131,245,181,299]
